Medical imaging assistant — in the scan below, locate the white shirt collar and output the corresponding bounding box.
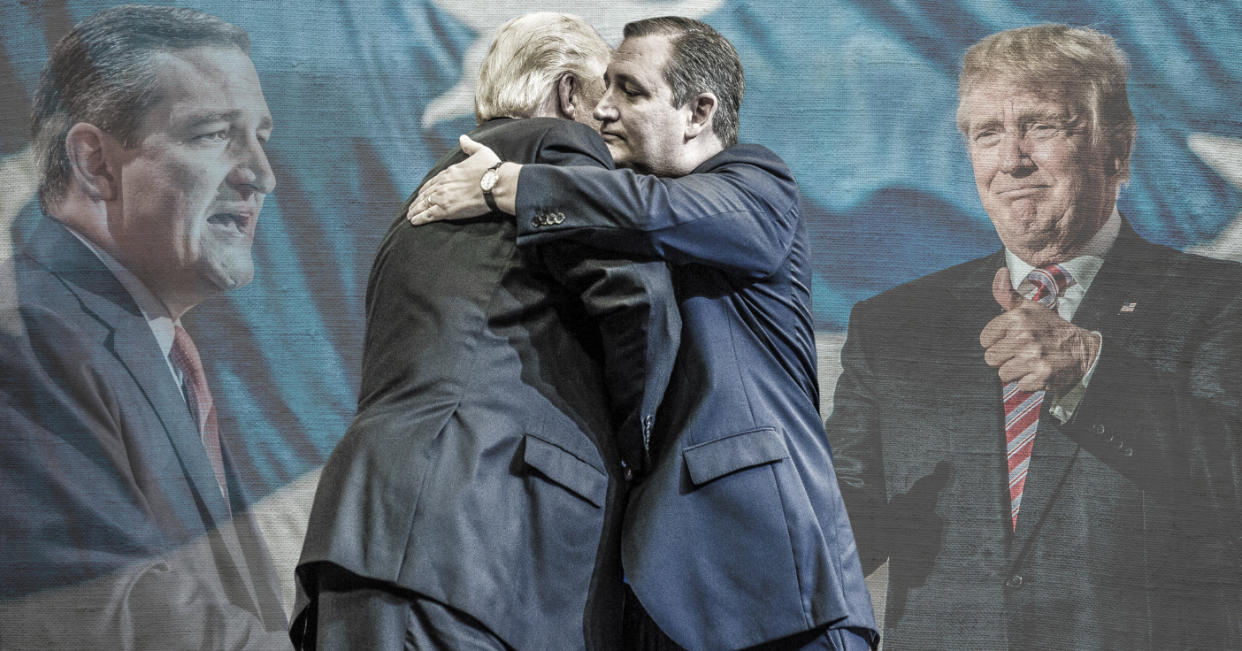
[1004,207,1121,299]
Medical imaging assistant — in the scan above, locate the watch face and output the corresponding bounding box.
[481,169,499,192]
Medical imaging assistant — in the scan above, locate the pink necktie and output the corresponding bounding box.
[170,325,229,503]
[1004,264,1074,529]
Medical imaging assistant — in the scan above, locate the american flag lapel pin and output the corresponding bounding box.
[1119,301,1137,313]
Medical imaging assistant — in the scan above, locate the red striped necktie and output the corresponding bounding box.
[170,325,230,504]
[1004,263,1074,529]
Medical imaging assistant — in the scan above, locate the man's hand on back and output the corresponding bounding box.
[408,135,521,225]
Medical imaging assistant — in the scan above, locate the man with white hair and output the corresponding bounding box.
[827,24,1242,649]
[293,13,679,649]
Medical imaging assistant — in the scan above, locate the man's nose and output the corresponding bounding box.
[997,132,1033,175]
[228,136,275,196]
[593,92,618,123]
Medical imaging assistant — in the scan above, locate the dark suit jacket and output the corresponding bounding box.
[514,146,879,650]
[828,220,1242,649]
[294,118,679,650]
[0,218,289,649]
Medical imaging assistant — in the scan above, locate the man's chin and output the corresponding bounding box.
[204,258,255,292]
[605,143,630,167]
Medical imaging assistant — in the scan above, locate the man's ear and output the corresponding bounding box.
[684,92,718,140]
[1108,148,1129,179]
[1101,134,1132,178]
[65,123,119,201]
[555,73,580,121]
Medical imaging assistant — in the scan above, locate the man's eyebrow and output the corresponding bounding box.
[968,118,1003,133]
[968,109,1070,133]
[179,110,273,131]
[180,110,239,127]
[1017,108,1071,124]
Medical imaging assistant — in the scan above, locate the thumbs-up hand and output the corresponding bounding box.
[991,266,1024,311]
[980,267,1100,392]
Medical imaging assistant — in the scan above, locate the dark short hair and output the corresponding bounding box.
[32,5,250,210]
[623,17,744,148]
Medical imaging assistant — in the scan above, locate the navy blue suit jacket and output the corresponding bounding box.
[0,218,288,649]
[515,145,879,650]
[295,118,679,650]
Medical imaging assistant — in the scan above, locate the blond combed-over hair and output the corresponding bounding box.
[957,24,1138,182]
[474,13,610,123]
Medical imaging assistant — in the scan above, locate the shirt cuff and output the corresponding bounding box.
[1049,331,1103,424]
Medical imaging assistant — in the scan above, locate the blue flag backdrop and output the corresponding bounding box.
[1,0,1239,502]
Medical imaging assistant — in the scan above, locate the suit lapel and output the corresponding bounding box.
[945,253,1012,527]
[28,219,233,525]
[1071,219,1154,342]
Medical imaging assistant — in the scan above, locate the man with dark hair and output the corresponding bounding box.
[31,5,250,211]
[827,24,1242,649]
[0,6,287,649]
[294,13,679,650]
[410,16,878,651]
[617,16,744,153]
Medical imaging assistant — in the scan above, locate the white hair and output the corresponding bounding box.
[474,12,610,123]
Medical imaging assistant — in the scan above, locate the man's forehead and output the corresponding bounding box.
[153,47,255,86]
[147,46,271,127]
[964,79,1074,119]
[607,34,672,80]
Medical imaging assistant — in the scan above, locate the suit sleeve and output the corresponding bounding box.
[0,310,291,650]
[1060,274,1242,541]
[513,147,801,279]
[822,300,890,575]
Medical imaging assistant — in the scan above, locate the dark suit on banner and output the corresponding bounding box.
[513,146,879,650]
[0,218,289,649]
[828,220,1242,649]
[294,118,679,649]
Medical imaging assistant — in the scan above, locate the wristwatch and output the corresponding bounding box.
[480,161,504,212]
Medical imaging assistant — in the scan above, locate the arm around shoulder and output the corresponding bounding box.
[515,145,801,278]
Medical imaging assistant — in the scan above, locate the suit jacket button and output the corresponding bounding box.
[1091,424,1106,436]
[624,467,634,482]
[554,212,565,224]
[1005,574,1023,589]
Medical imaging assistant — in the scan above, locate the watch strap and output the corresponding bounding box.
[482,161,503,212]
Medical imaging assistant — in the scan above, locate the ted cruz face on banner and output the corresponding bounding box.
[108,46,274,310]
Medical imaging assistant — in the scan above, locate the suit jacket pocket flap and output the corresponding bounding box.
[683,427,788,486]
[523,434,606,507]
